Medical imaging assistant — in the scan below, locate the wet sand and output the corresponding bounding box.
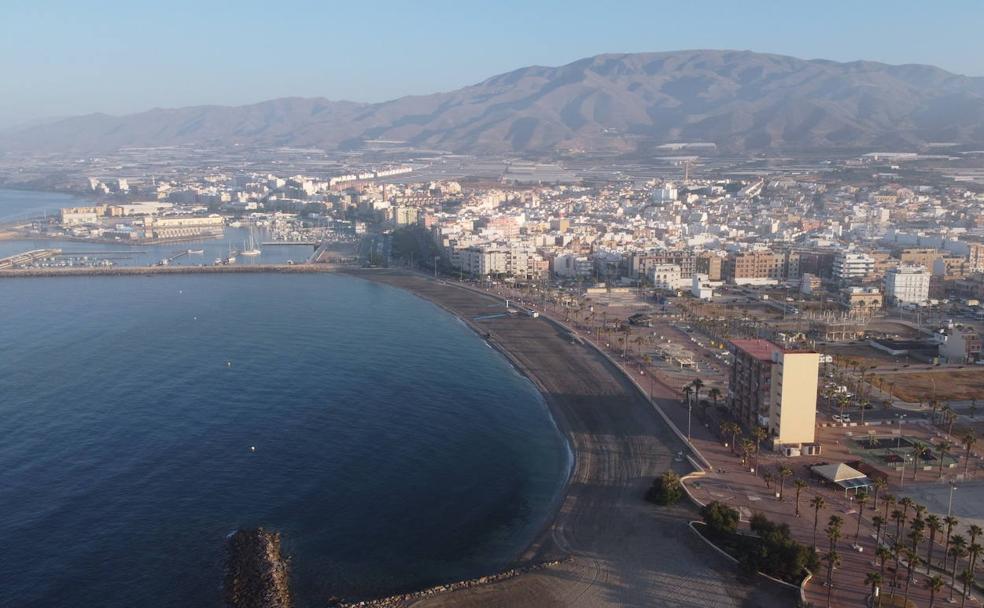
[348,269,793,608]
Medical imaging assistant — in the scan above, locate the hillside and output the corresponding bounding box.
[5,50,984,155]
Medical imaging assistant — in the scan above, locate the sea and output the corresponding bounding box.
[0,190,572,607]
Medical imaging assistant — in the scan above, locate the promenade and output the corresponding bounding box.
[349,269,794,608]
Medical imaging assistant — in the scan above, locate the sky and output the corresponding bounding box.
[2,0,983,128]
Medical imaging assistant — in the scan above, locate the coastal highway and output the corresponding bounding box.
[348,270,793,608]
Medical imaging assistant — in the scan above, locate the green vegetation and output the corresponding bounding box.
[696,501,817,584]
[645,470,683,505]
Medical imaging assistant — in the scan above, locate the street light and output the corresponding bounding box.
[947,483,958,518]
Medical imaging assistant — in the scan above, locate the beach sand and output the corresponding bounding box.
[349,269,793,608]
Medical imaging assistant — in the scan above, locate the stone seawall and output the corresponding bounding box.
[334,558,570,608]
[0,263,349,278]
[224,528,293,608]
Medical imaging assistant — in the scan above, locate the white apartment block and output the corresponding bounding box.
[833,251,874,281]
[652,264,682,290]
[884,265,931,306]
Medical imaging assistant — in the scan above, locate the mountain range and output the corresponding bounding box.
[5,50,984,156]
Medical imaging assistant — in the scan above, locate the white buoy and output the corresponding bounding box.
[250,446,256,452]
[226,361,232,367]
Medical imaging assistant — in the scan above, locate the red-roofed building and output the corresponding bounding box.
[729,339,821,452]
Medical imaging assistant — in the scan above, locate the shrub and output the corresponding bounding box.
[646,470,683,505]
[701,501,740,535]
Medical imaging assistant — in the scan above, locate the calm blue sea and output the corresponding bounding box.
[0,193,571,607]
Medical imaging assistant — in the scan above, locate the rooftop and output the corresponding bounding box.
[730,338,782,361]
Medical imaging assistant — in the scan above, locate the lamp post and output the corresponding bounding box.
[687,392,693,441]
[947,483,958,518]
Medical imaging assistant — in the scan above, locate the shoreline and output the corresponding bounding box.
[343,269,794,607]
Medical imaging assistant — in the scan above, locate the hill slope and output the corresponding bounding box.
[5,50,984,155]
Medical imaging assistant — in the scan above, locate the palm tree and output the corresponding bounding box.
[811,495,826,550]
[891,541,905,598]
[899,497,914,525]
[872,477,887,511]
[959,569,973,608]
[926,574,945,608]
[752,426,768,459]
[827,515,844,554]
[877,545,892,577]
[969,524,982,552]
[793,479,807,517]
[950,535,968,603]
[938,439,953,478]
[873,514,886,546]
[968,542,983,579]
[962,431,977,478]
[903,549,922,606]
[682,385,693,408]
[891,509,906,544]
[912,443,928,481]
[882,493,896,521]
[690,379,704,410]
[740,438,755,466]
[855,492,868,541]
[824,550,841,608]
[943,516,960,569]
[927,514,942,574]
[942,405,955,435]
[777,465,792,501]
[866,571,883,608]
[708,387,721,410]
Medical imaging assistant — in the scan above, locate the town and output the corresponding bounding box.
[3,146,984,607]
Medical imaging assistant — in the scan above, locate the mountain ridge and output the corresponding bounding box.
[5,49,984,155]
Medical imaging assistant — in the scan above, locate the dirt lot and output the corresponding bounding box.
[873,368,984,402]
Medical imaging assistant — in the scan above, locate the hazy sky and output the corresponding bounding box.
[2,0,982,128]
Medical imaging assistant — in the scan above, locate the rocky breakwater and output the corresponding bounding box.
[224,528,293,608]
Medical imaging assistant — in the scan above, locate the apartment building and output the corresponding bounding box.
[832,251,875,282]
[729,339,820,450]
[884,265,931,306]
[722,251,783,285]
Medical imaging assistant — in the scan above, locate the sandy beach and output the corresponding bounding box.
[348,269,794,608]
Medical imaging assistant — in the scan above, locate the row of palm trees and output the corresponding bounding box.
[861,490,981,607]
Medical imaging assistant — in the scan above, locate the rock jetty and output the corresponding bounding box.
[224,528,292,608]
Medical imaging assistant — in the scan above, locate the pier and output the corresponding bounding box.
[0,248,62,269]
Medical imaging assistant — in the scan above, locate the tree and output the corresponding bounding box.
[865,571,883,608]
[912,442,928,481]
[962,431,977,478]
[942,516,960,569]
[811,495,826,550]
[824,550,841,608]
[708,387,722,409]
[949,535,967,603]
[646,470,683,505]
[959,569,973,608]
[873,515,886,546]
[926,515,942,575]
[682,385,694,408]
[899,497,914,527]
[855,492,868,541]
[793,479,807,517]
[877,546,892,577]
[690,379,704,410]
[926,574,944,608]
[891,509,906,544]
[778,466,793,501]
[872,477,887,512]
[826,515,844,555]
[968,542,983,583]
[881,493,896,524]
[903,549,922,606]
[891,541,905,598]
[701,501,739,536]
[938,440,953,479]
